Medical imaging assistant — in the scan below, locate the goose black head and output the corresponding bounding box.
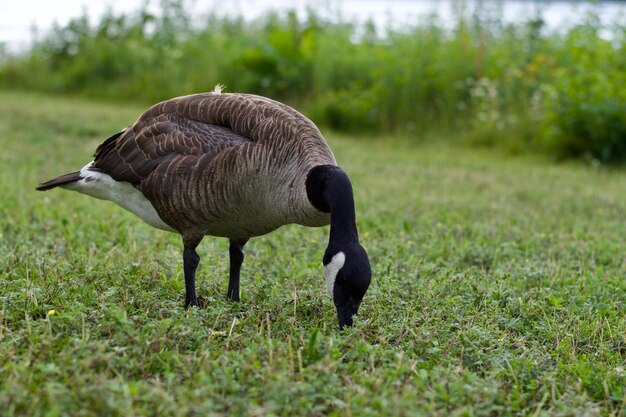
[324,243,371,328]
[307,164,372,328]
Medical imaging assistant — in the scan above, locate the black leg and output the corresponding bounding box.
[183,246,200,308]
[227,240,247,301]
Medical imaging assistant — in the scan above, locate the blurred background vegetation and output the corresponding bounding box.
[0,0,625,162]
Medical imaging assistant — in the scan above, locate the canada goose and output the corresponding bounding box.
[37,87,371,327]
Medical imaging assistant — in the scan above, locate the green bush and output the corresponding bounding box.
[538,26,626,162]
[540,69,626,162]
[315,88,380,132]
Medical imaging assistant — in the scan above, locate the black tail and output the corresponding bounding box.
[36,171,81,191]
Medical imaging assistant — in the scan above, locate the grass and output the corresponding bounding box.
[1,91,626,416]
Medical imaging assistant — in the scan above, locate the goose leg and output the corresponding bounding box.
[227,239,247,301]
[183,246,201,308]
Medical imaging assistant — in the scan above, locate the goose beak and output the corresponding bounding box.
[336,298,360,329]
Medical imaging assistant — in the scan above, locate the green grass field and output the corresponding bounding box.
[1,91,626,416]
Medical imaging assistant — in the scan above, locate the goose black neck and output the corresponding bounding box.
[306,165,359,246]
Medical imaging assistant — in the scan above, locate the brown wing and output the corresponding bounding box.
[92,114,251,186]
[92,92,332,186]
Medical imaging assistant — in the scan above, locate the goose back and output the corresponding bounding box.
[92,92,336,240]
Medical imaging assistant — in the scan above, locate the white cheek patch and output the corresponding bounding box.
[323,251,345,296]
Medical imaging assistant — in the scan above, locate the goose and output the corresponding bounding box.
[37,87,371,328]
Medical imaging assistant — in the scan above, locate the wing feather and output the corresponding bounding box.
[92,110,252,185]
